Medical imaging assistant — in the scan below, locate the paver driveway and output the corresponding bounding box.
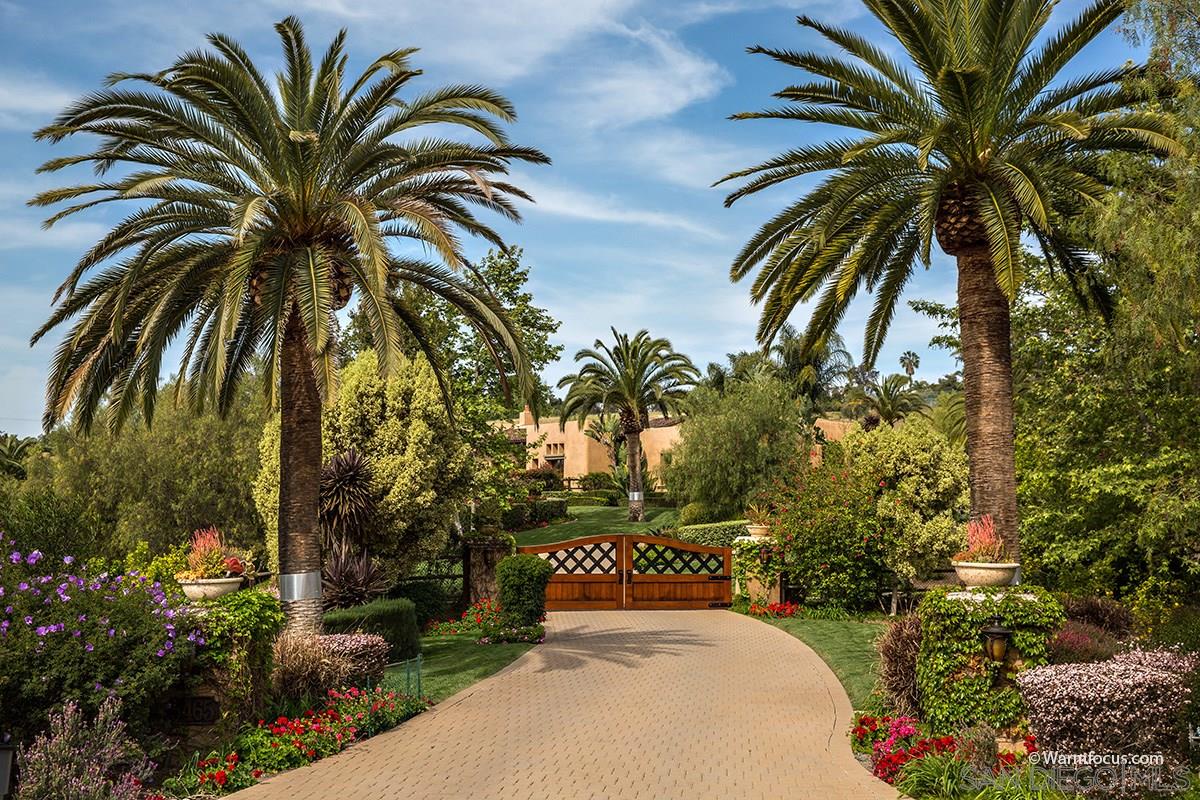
[236,611,895,799]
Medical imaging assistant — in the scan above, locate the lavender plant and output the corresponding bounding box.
[16,697,154,800]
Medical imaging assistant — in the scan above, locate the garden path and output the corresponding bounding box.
[233,610,894,799]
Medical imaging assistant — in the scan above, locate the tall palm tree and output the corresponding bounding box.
[900,350,921,377]
[558,329,698,521]
[774,324,854,405]
[0,434,35,479]
[849,374,926,426]
[29,18,548,629]
[718,0,1181,558]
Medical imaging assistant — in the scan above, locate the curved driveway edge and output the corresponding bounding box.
[234,610,896,799]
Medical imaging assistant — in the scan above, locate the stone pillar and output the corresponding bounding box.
[465,537,513,605]
[732,534,782,605]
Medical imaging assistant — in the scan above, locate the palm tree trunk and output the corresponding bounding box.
[626,428,645,522]
[279,306,324,631]
[957,248,1020,560]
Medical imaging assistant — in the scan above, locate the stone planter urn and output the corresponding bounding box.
[745,524,770,537]
[950,561,1020,587]
[178,577,244,601]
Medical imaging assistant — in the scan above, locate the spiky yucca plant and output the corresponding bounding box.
[30,18,548,629]
[720,0,1182,557]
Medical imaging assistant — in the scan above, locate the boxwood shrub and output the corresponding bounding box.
[529,498,568,525]
[500,502,530,531]
[674,520,748,548]
[496,554,553,626]
[323,598,420,661]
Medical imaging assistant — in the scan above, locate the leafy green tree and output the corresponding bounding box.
[921,392,967,450]
[663,377,809,523]
[19,379,267,557]
[30,19,546,629]
[719,0,1181,558]
[558,329,699,521]
[842,421,969,611]
[256,351,472,574]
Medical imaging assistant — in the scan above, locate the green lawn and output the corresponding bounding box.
[764,617,885,710]
[513,505,679,546]
[382,634,532,704]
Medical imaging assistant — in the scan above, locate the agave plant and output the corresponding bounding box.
[322,537,390,610]
[319,449,377,549]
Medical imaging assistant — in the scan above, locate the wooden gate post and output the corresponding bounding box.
[464,536,514,604]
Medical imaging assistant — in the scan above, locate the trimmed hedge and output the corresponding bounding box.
[323,598,421,662]
[579,472,612,490]
[496,554,553,626]
[390,582,457,627]
[529,498,568,525]
[500,502,530,531]
[675,520,748,548]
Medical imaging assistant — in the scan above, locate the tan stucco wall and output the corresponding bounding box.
[504,409,854,485]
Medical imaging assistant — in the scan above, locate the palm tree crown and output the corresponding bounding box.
[849,373,927,425]
[30,17,548,432]
[558,329,698,521]
[719,0,1178,353]
[900,350,921,377]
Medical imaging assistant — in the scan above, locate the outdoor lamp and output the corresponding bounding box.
[980,616,1012,663]
[0,739,14,799]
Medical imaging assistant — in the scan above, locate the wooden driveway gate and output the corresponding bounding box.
[517,534,732,610]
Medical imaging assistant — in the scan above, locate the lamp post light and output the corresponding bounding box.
[981,615,1012,663]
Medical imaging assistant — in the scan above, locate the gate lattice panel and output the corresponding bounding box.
[517,534,731,610]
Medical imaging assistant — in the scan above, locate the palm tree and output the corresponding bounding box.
[29,18,548,629]
[900,350,921,377]
[558,329,698,521]
[0,434,35,479]
[849,374,926,426]
[718,1,1181,558]
[922,392,967,449]
[774,325,854,405]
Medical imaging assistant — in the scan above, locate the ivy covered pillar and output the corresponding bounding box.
[915,586,1063,734]
[732,536,782,607]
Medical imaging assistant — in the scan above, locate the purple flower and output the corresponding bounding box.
[35,626,47,636]
[63,556,74,565]
[17,582,27,592]
[24,551,42,566]
[22,616,32,625]
[84,643,94,652]
[3,606,10,615]
[8,552,20,564]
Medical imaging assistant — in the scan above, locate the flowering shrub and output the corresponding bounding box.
[954,514,1003,562]
[1048,620,1120,664]
[856,714,957,784]
[16,698,157,800]
[747,601,801,617]
[165,687,426,796]
[760,453,884,611]
[477,621,545,644]
[427,598,504,635]
[1016,648,1198,778]
[0,533,200,744]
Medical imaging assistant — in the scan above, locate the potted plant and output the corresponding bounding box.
[745,501,771,537]
[175,526,249,601]
[950,515,1019,587]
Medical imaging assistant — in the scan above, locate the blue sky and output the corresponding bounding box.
[0,0,1141,436]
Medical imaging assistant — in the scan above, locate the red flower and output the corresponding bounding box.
[214,770,228,787]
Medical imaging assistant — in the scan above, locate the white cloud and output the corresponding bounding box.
[618,127,763,190]
[0,218,109,251]
[0,71,76,131]
[561,24,730,128]
[275,0,640,83]
[515,173,720,237]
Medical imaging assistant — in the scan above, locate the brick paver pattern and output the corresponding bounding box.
[235,611,896,799]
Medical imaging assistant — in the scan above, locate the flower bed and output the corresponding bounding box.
[748,601,801,618]
[427,598,545,644]
[164,687,426,795]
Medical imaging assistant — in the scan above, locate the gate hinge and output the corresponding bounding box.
[708,601,733,608]
[707,575,731,581]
